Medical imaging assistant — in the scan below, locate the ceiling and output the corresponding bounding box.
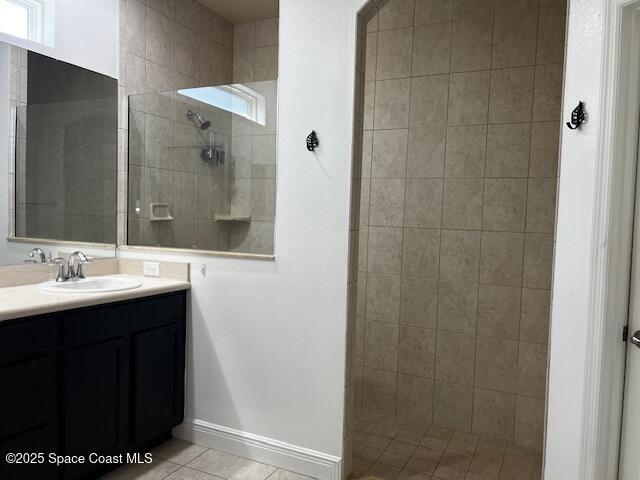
[198,0,279,24]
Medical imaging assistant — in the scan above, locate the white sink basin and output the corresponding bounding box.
[38,276,142,294]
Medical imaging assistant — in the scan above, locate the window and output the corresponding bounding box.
[177,84,266,126]
[0,0,52,45]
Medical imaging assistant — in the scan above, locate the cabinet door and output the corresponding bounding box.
[0,424,58,480]
[131,323,185,445]
[62,338,129,479]
[0,355,57,440]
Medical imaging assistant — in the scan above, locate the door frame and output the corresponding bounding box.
[572,1,640,479]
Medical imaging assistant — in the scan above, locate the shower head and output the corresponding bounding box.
[186,109,211,130]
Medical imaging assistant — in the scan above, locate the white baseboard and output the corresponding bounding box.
[173,419,342,480]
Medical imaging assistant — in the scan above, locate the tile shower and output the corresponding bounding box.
[345,0,565,478]
[121,0,278,254]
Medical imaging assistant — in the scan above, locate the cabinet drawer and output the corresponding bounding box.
[0,355,57,439]
[61,292,186,348]
[129,293,186,333]
[0,316,58,365]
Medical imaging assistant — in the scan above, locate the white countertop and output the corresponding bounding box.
[0,274,190,322]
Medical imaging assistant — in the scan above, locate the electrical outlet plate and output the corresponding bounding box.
[143,261,160,277]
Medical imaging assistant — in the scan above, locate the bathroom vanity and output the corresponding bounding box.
[0,280,189,480]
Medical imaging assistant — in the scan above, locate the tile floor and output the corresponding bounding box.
[350,411,542,480]
[100,438,315,480]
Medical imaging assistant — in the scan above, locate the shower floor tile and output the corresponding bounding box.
[349,412,542,480]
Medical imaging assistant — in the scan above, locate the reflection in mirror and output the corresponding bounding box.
[126,11,278,256]
[0,42,118,266]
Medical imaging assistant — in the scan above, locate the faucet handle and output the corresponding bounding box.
[48,257,68,282]
[75,257,92,279]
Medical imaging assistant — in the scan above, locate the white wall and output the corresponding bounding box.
[119,0,365,470]
[0,0,118,78]
[546,0,604,478]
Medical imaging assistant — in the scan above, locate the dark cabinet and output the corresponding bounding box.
[62,338,129,479]
[0,290,187,480]
[131,323,185,446]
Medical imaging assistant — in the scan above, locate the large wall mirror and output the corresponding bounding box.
[0,41,118,266]
[125,0,279,256]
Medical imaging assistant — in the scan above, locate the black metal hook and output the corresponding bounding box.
[306,130,319,151]
[566,102,586,130]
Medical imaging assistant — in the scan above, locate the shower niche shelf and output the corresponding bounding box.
[149,203,174,222]
[214,213,251,223]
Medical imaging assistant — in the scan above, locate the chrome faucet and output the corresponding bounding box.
[27,248,47,263]
[49,251,92,282]
[67,251,92,280]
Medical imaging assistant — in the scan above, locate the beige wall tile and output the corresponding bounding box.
[366,32,379,81]
[450,18,492,73]
[489,67,534,124]
[522,233,553,288]
[363,367,398,415]
[453,0,494,19]
[536,6,566,64]
[412,22,452,76]
[475,336,518,393]
[360,178,371,226]
[379,0,416,30]
[480,232,524,286]
[255,18,279,47]
[514,395,544,449]
[435,331,476,385]
[368,226,404,273]
[520,288,550,344]
[495,0,540,12]
[439,229,481,282]
[370,179,406,226]
[472,388,516,440]
[414,0,453,25]
[399,326,437,377]
[529,122,560,177]
[375,79,412,129]
[398,375,435,422]
[444,125,487,178]
[254,46,278,81]
[146,7,175,69]
[442,178,483,230]
[533,64,563,121]
[359,226,370,272]
[409,75,449,127]
[365,320,400,370]
[407,127,446,177]
[437,280,478,334]
[517,342,548,398]
[175,23,200,79]
[526,178,557,233]
[447,71,490,125]
[491,10,538,68]
[401,276,439,328]
[404,178,443,228]
[433,381,473,431]
[482,178,527,231]
[175,0,200,30]
[362,130,374,178]
[402,227,441,277]
[364,82,376,130]
[127,0,147,58]
[477,284,521,340]
[377,27,414,79]
[357,272,367,318]
[485,123,531,178]
[373,129,409,178]
[366,273,402,322]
